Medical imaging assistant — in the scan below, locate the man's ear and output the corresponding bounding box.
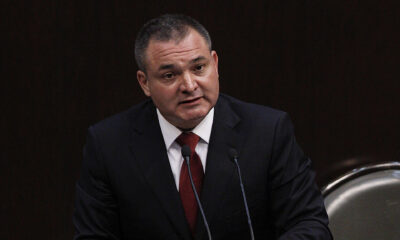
[137,70,151,97]
[211,50,219,76]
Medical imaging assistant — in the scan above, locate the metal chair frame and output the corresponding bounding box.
[322,161,400,197]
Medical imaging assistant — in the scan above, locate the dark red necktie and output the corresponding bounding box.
[176,132,204,234]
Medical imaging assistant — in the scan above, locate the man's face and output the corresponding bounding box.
[137,29,219,129]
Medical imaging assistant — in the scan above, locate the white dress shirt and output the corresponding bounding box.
[157,108,214,190]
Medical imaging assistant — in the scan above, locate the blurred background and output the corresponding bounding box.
[2,0,400,239]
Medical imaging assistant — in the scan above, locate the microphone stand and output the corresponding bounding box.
[182,145,212,240]
[229,149,255,240]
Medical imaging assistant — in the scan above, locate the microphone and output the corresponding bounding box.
[181,145,212,240]
[229,148,255,240]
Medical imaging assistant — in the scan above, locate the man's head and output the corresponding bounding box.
[135,14,212,72]
[135,14,219,130]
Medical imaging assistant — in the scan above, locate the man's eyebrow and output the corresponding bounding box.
[158,64,174,71]
[157,56,207,71]
[190,56,207,64]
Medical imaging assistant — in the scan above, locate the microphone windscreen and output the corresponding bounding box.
[181,145,191,158]
[228,148,238,159]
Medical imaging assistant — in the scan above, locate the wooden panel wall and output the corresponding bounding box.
[2,1,399,239]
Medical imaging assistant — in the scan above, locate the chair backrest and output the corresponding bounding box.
[322,162,400,240]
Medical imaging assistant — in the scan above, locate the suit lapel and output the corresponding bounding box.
[195,97,243,240]
[128,102,192,240]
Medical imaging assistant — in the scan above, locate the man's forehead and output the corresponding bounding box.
[157,56,207,71]
[145,31,209,68]
[148,41,200,57]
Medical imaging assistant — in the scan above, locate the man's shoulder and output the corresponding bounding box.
[218,93,286,123]
[89,99,154,136]
[89,94,289,135]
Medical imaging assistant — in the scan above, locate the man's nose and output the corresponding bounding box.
[180,72,198,92]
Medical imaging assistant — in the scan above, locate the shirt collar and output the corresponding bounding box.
[157,108,214,150]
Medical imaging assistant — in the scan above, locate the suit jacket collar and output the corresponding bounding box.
[128,101,192,239]
[195,95,242,240]
[128,95,243,240]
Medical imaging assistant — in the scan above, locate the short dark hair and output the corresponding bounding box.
[134,14,212,72]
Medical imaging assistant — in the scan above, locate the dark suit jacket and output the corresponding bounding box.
[74,94,331,240]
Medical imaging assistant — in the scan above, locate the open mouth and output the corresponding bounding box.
[180,97,202,104]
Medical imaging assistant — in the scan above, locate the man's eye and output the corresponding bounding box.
[163,73,174,79]
[194,64,205,71]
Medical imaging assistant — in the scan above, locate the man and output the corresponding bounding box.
[74,14,332,239]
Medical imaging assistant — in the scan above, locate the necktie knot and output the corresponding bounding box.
[176,132,200,156]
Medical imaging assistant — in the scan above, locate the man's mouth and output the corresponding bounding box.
[179,97,202,104]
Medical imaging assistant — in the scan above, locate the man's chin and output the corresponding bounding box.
[176,113,207,129]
